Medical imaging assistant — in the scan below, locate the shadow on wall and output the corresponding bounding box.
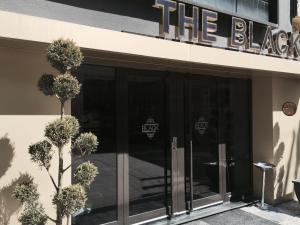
[0,173,33,225]
[0,135,14,178]
[0,134,27,225]
[274,119,300,201]
[273,122,286,200]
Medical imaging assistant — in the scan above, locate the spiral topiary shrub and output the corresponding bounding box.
[74,132,98,156]
[28,140,53,170]
[74,161,99,188]
[53,74,81,103]
[47,39,83,73]
[45,116,79,148]
[13,180,39,204]
[14,39,99,225]
[52,184,86,217]
[18,204,48,225]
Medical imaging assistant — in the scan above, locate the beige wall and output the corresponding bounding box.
[252,75,300,204]
[252,76,274,203]
[1,26,300,225]
[272,77,300,203]
[0,45,71,225]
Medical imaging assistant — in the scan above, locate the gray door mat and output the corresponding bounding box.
[198,209,279,225]
[147,202,251,225]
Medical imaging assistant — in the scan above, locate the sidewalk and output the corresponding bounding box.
[184,201,300,225]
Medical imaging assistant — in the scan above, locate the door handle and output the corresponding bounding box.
[203,161,218,166]
[190,139,193,211]
[172,137,177,151]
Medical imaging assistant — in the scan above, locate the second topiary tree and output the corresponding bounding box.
[13,39,98,225]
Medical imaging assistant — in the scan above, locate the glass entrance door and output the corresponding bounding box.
[72,65,120,225]
[185,76,224,209]
[126,69,170,224]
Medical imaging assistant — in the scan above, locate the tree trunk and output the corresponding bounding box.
[56,146,64,225]
[61,101,65,119]
[56,102,65,225]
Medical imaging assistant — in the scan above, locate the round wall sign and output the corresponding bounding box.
[282,102,297,116]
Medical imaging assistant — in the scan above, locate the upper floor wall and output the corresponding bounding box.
[0,0,294,41]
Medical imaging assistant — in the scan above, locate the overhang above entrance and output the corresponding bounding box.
[1,10,300,76]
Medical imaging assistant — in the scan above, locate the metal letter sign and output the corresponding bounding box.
[261,26,276,54]
[248,21,260,52]
[142,118,160,139]
[201,9,218,43]
[231,17,247,47]
[275,31,289,55]
[289,33,300,58]
[153,0,177,36]
[178,3,199,42]
[153,0,300,60]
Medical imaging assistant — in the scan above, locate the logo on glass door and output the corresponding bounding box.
[195,117,208,135]
[142,118,159,139]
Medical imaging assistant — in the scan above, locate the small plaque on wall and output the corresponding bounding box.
[282,102,297,116]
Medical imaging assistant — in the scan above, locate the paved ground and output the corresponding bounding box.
[184,201,300,225]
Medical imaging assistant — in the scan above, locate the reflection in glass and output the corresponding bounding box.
[192,0,236,12]
[128,75,167,216]
[189,79,219,200]
[185,77,251,202]
[189,0,270,22]
[72,78,117,225]
[237,0,269,21]
[218,79,251,198]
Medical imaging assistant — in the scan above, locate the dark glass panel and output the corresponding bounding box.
[72,73,117,225]
[237,0,269,21]
[188,78,220,200]
[218,78,252,198]
[128,74,167,216]
[189,0,236,12]
[187,0,271,22]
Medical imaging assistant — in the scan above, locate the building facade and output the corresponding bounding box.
[0,0,300,225]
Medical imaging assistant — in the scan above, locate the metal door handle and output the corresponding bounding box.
[203,161,218,166]
[190,139,193,211]
[172,137,177,151]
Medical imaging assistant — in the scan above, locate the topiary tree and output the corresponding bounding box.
[13,38,99,225]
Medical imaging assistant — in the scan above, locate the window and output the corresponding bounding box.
[237,0,269,22]
[183,0,276,23]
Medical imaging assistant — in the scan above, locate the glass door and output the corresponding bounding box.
[126,69,170,224]
[73,65,252,224]
[185,76,224,210]
[72,65,121,225]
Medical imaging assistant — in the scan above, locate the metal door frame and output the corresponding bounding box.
[183,75,227,211]
[120,68,169,225]
[74,66,235,225]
